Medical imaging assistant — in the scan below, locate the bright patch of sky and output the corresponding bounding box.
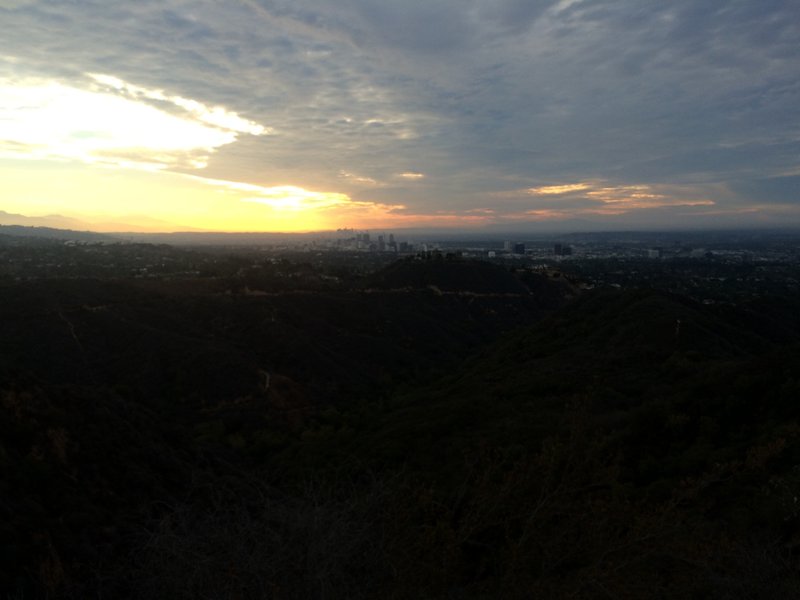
[0,75,264,170]
[87,74,268,136]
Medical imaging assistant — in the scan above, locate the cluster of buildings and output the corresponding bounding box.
[487,242,574,259]
[323,231,416,253]
[327,231,582,260]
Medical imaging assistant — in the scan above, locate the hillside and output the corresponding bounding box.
[0,259,569,598]
[296,289,800,597]
[340,289,800,467]
[366,256,532,294]
[2,260,800,598]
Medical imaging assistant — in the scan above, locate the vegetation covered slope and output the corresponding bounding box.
[366,256,532,294]
[2,256,800,598]
[1,259,569,598]
[294,289,800,598]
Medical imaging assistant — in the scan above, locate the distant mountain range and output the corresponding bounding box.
[0,211,333,244]
[0,223,114,243]
[0,210,90,230]
[0,210,199,234]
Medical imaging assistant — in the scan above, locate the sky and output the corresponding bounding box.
[1,0,799,233]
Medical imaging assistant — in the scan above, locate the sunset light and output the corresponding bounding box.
[2,1,799,231]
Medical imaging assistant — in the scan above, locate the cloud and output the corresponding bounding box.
[474,0,560,34]
[242,186,352,211]
[528,183,591,195]
[494,181,717,221]
[87,73,269,136]
[339,171,380,186]
[730,175,800,206]
[1,0,799,230]
[0,73,267,170]
[343,0,477,54]
[186,173,403,215]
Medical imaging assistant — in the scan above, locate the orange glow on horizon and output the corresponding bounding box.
[0,156,500,233]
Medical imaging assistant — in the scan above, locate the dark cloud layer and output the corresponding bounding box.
[2,0,799,227]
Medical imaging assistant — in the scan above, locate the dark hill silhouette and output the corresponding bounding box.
[343,289,800,469]
[0,272,558,413]
[288,288,800,597]
[3,273,800,598]
[366,257,531,294]
[0,262,571,598]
